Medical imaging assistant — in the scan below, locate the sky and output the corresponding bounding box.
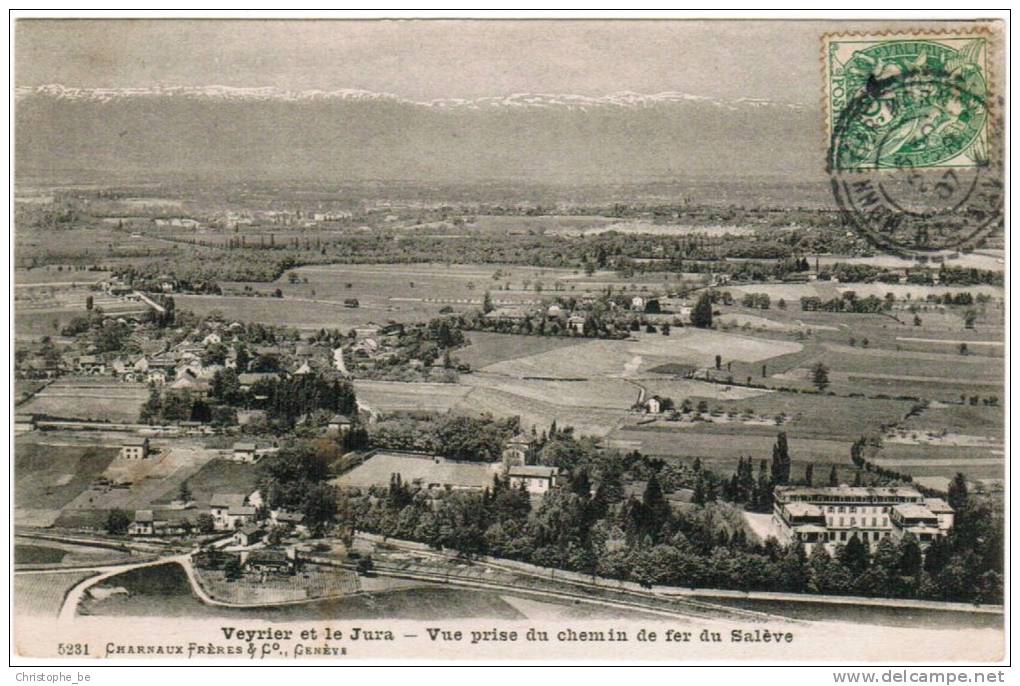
[12,19,951,104]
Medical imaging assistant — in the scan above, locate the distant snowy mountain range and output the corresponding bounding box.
[15,84,822,181]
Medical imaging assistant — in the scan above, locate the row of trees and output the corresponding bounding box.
[367,413,522,462]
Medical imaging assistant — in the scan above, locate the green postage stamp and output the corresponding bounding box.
[825,31,992,171]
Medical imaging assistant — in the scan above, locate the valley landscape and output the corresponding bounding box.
[11,17,1006,664]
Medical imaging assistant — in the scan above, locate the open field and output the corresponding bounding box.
[170,458,261,508]
[14,537,133,567]
[674,392,916,440]
[640,378,772,402]
[480,329,801,379]
[15,439,119,526]
[14,571,98,617]
[15,267,112,285]
[454,385,630,437]
[64,443,218,514]
[336,451,499,490]
[814,250,1005,272]
[16,225,178,265]
[173,294,389,330]
[48,445,254,530]
[20,379,149,422]
[871,443,1003,480]
[901,403,1005,439]
[607,425,853,473]
[456,331,587,369]
[354,380,473,413]
[773,343,1004,387]
[463,374,640,410]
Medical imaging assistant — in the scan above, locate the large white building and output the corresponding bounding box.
[772,485,953,553]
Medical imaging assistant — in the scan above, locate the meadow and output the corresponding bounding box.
[479,329,801,379]
[353,380,473,413]
[455,331,587,369]
[14,440,118,526]
[20,379,150,423]
[335,452,498,490]
[14,571,97,617]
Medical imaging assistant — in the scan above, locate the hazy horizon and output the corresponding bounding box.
[15,19,968,103]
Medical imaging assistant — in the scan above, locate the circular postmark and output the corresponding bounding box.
[828,42,1003,255]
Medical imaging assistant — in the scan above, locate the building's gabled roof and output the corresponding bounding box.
[228,506,258,517]
[509,465,559,479]
[506,432,533,446]
[330,414,352,424]
[923,498,954,514]
[237,524,262,537]
[233,442,257,452]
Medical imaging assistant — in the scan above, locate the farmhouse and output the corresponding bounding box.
[120,436,150,460]
[231,442,258,463]
[644,396,662,414]
[76,355,106,374]
[233,525,264,547]
[354,323,380,338]
[508,465,560,494]
[128,510,155,536]
[327,414,352,435]
[351,338,380,358]
[567,314,586,334]
[210,493,257,530]
[271,509,306,531]
[772,485,954,553]
[502,433,534,467]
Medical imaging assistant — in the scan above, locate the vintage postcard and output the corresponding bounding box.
[10,16,1006,665]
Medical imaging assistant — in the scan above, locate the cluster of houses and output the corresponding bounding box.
[128,489,308,541]
[481,293,697,334]
[193,546,301,578]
